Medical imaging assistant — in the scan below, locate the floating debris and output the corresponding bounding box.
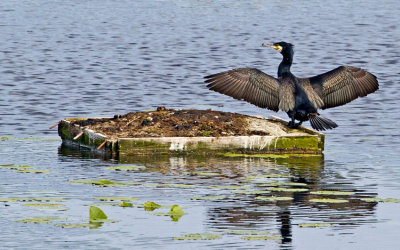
[92,197,139,201]
[361,197,400,203]
[190,196,226,200]
[14,169,50,174]
[0,197,66,202]
[310,191,355,196]
[105,165,145,171]
[70,179,128,186]
[56,223,93,229]
[231,190,271,195]
[227,230,271,235]
[255,196,293,201]
[14,216,63,224]
[208,185,250,190]
[21,203,67,210]
[309,198,349,203]
[174,233,222,240]
[241,235,282,240]
[299,223,333,228]
[267,187,309,192]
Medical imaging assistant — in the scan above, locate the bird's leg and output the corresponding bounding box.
[287,116,296,128]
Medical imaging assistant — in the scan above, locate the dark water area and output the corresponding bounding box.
[1,0,400,249]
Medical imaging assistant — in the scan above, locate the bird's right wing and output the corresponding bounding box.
[205,68,280,111]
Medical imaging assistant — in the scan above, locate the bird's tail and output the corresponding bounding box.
[308,113,338,131]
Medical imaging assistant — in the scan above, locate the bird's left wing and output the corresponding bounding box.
[205,68,280,111]
[300,66,379,109]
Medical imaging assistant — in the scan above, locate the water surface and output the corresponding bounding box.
[1,0,400,249]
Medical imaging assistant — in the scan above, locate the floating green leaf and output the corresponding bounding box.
[227,230,271,235]
[310,191,355,196]
[119,201,133,207]
[255,196,293,201]
[299,223,333,228]
[241,235,281,240]
[14,216,62,224]
[361,197,400,203]
[268,187,308,192]
[93,197,139,201]
[1,164,33,169]
[190,196,226,200]
[309,198,349,203]
[144,201,161,211]
[89,206,107,221]
[169,205,184,221]
[174,233,222,240]
[231,190,271,195]
[105,165,145,171]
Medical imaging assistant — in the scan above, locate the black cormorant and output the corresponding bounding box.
[204,42,379,131]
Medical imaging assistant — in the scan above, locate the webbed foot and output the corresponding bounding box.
[287,121,302,129]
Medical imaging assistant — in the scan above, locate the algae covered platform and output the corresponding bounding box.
[58,107,324,157]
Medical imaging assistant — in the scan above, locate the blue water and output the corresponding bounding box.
[1,0,400,249]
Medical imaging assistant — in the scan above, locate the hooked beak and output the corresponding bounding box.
[262,43,282,53]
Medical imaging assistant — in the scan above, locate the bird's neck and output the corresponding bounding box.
[278,54,293,77]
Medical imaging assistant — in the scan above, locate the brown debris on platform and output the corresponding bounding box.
[70,107,304,139]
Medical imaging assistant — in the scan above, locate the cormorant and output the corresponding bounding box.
[204,42,379,131]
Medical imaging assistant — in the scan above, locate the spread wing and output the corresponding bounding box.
[204,68,280,111]
[302,66,379,109]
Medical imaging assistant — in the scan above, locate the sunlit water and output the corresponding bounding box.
[1,0,400,249]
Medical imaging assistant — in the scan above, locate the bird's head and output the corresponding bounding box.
[262,42,294,56]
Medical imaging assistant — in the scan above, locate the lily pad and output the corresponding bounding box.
[1,165,33,170]
[14,216,62,224]
[89,206,107,221]
[310,191,355,196]
[174,233,222,240]
[190,196,226,200]
[105,165,145,171]
[299,223,333,228]
[231,190,271,195]
[361,197,400,203]
[309,198,349,203]
[227,230,271,235]
[0,136,15,141]
[268,187,309,192]
[241,235,282,240]
[93,197,139,201]
[255,196,293,201]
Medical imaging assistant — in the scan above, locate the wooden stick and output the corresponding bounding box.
[97,140,107,150]
[49,122,59,129]
[73,131,84,140]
